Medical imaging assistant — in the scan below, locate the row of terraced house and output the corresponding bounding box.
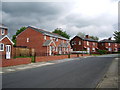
[0,24,120,60]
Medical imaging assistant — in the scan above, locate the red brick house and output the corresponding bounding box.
[70,35,98,53]
[0,24,14,59]
[98,37,118,52]
[16,26,71,56]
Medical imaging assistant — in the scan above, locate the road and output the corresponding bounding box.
[2,54,119,88]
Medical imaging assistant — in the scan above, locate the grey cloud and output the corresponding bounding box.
[2,1,117,39]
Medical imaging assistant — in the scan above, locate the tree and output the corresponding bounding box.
[113,31,120,43]
[77,32,85,38]
[90,36,99,40]
[12,27,27,46]
[52,28,70,39]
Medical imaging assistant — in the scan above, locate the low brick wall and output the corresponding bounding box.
[35,55,68,62]
[35,54,89,62]
[0,58,31,67]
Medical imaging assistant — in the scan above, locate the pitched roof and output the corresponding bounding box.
[43,40,51,46]
[76,36,98,42]
[28,26,69,40]
[99,39,115,43]
[0,35,14,45]
[0,24,8,29]
[43,40,56,46]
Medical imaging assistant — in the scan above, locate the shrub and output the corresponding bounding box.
[97,50,107,55]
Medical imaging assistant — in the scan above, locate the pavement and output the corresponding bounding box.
[96,56,119,88]
[2,54,117,88]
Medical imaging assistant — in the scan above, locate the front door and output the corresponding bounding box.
[49,46,52,56]
[6,45,11,59]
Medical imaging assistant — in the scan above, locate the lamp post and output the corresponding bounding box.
[82,40,83,56]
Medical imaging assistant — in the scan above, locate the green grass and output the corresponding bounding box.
[91,54,100,56]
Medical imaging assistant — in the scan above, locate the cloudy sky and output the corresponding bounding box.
[1,0,119,40]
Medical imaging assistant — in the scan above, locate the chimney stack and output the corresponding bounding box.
[85,35,89,38]
[108,37,112,40]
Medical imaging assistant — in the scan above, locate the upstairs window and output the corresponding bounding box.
[108,43,111,46]
[27,38,30,42]
[0,43,4,51]
[1,28,5,35]
[44,35,46,40]
[72,41,76,45]
[87,41,89,46]
[115,43,117,46]
[79,41,81,45]
[93,43,95,46]
[50,37,53,40]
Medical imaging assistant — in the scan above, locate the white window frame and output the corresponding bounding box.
[108,43,111,46]
[44,35,46,40]
[93,42,95,46]
[87,41,89,46]
[108,48,112,51]
[92,48,95,52]
[50,37,53,40]
[27,38,30,42]
[56,38,58,41]
[1,28,5,35]
[115,43,117,47]
[79,41,81,45]
[0,43,4,51]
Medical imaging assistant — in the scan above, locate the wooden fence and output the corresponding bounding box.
[14,47,35,57]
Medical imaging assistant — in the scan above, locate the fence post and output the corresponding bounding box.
[32,52,36,63]
[68,54,70,58]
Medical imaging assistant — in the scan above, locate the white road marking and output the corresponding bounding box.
[7,69,15,71]
[0,71,4,73]
[115,58,119,60]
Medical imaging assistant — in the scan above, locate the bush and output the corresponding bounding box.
[97,50,107,55]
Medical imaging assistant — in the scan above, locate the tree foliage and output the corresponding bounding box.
[52,28,70,39]
[77,32,85,38]
[90,36,99,40]
[113,31,120,43]
[12,27,27,46]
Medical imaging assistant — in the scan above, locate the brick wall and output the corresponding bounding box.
[0,58,31,67]
[35,54,90,62]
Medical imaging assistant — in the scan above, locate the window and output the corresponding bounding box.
[50,37,53,40]
[108,43,111,46]
[79,41,81,45]
[115,43,117,47]
[67,40,69,43]
[44,35,46,40]
[93,43,95,46]
[102,43,104,46]
[108,48,112,51]
[92,48,95,52]
[1,28,4,35]
[87,41,89,46]
[66,48,68,52]
[71,41,76,45]
[55,38,58,41]
[27,38,29,42]
[52,46,55,51]
[114,48,117,52]
[0,43,4,51]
